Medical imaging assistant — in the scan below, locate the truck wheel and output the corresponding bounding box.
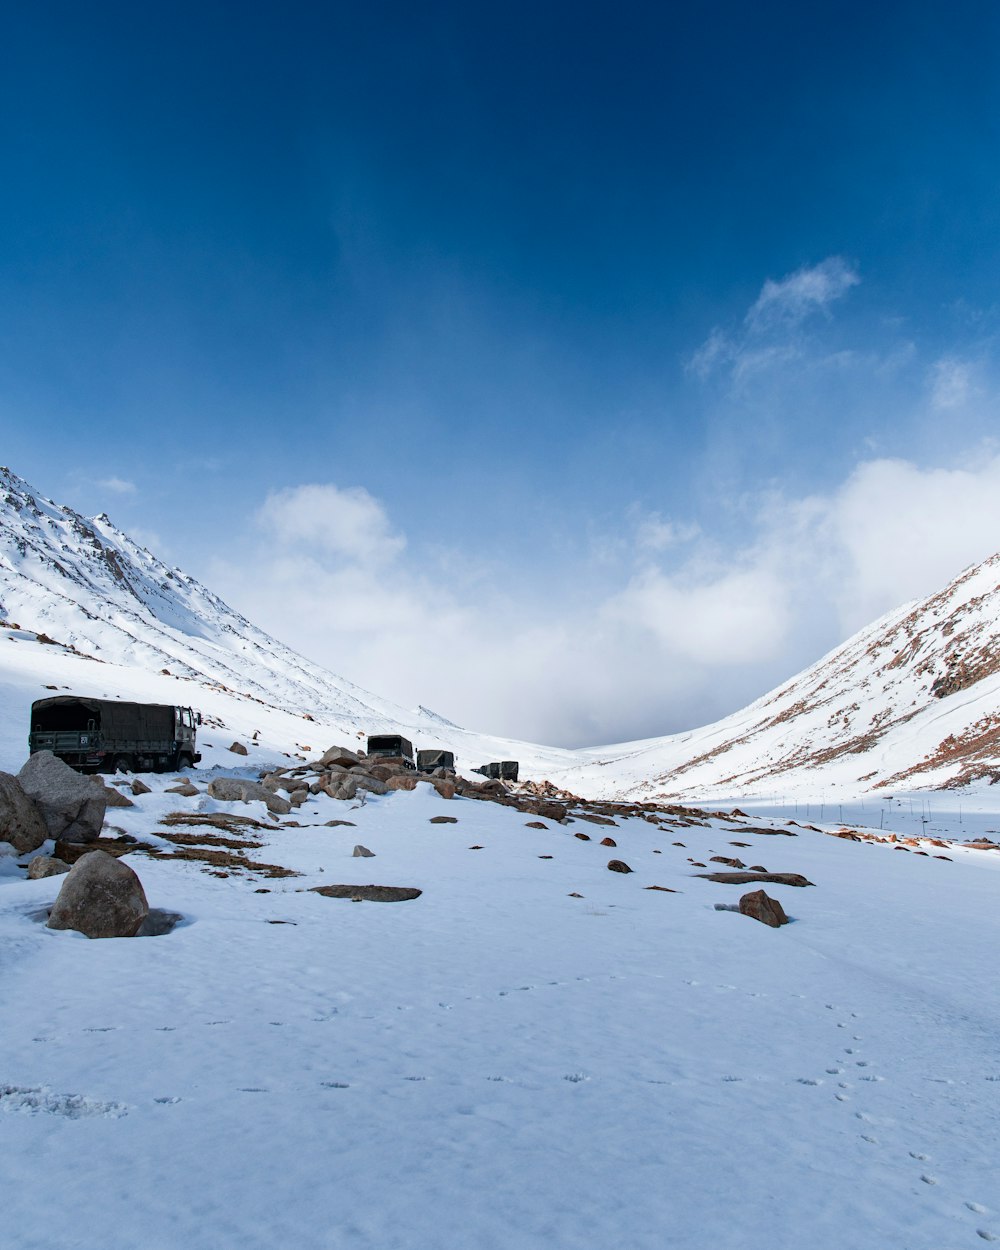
[111,754,133,774]
[177,753,193,771]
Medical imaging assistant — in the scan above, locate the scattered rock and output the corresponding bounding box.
[324,820,357,828]
[352,845,375,857]
[738,889,789,928]
[18,751,106,844]
[353,775,389,797]
[228,742,249,756]
[574,832,591,841]
[607,859,632,873]
[27,855,71,879]
[130,778,152,796]
[429,816,458,824]
[0,770,49,853]
[600,836,617,847]
[731,808,748,818]
[315,746,362,769]
[310,884,421,902]
[46,850,150,938]
[710,856,746,869]
[90,778,135,808]
[468,845,484,850]
[568,892,584,898]
[533,801,567,822]
[696,871,814,887]
[645,885,678,893]
[207,777,291,815]
[418,776,455,800]
[386,775,418,792]
[165,782,199,797]
[525,821,548,829]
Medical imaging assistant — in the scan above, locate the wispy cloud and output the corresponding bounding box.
[258,483,406,565]
[745,257,860,331]
[689,256,861,381]
[96,476,137,495]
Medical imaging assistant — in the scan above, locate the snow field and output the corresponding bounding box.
[3,771,1000,1249]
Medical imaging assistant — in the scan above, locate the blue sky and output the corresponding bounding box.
[4,1,1000,744]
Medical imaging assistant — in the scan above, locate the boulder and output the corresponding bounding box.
[354,775,389,797]
[429,816,458,825]
[738,889,789,928]
[130,778,152,796]
[417,776,455,800]
[17,751,106,844]
[533,801,568,822]
[607,859,633,873]
[289,788,310,806]
[352,844,375,857]
[228,742,249,755]
[315,746,361,769]
[600,837,617,847]
[206,777,292,815]
[0,770,49,854]
[46,850,150,938]
[27,855,71,879]
[386,774,418,793]
[165,782,199,797]
[89,777,135,808]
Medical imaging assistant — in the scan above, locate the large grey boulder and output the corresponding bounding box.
[0,771,49,854]
[207,776,292,815]
[17,752,106,844]
[46,851,149,938]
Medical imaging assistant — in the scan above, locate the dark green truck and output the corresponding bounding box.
[29,696,202,774]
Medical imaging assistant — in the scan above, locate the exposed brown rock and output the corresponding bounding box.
[429,816,458,824]
[607,859,632,873]
[697,871,813,886]
[738,889,789,927]
[228,742,249,755]
[310,884,421,902]
[46,850,150,938]
[600,837,617,847]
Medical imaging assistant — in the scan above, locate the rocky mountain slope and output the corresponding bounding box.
[4,465,1000,800]
[0,467,575,775]
[568,554,1000,800]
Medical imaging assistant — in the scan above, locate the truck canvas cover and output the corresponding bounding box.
[31,697,175,740]
[416,749,455,772]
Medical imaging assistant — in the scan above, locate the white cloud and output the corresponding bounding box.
[745,257,860,331]
[210,453,1000,747]
[928,356,978,411]
[634,513,701,553]
[98,476,138,495]
[689,256,860,380]
[258,483,406,565]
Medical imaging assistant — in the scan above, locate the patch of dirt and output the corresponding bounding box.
[309,884,422,902]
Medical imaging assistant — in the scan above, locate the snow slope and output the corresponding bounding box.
[3,763,1000,1249]
[566,555,1000,801]
[0,467,576,778]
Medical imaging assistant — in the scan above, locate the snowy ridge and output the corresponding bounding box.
[568,555,1000,799]
[0,468,576,774]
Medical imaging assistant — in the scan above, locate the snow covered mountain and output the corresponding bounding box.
[568,554,1000,800]
[0,467,575,774]
[4,464,1000,799]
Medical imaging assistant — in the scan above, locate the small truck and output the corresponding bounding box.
[366,734,416,770]
[473,760,519,782]
[29,695,202,774]
[416,749,455,773]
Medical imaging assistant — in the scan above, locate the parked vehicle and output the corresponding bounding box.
[29,696,202,774]
[366,734,416,769]
[473,760,519,782]
[416,749,455,773]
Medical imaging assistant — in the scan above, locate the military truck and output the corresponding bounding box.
[29,696,202,774]
[366,734,416,770]
[473,760,519,782]
[416,748,455,773]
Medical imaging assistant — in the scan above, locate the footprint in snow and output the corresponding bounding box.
[154,1096,181,1104]
[861,1134,879,1144]
[320,1081,349,1089]
[909,1151,930,1161]
[920,1174,938,1186]
[84,1027,118,1033]
[797,1078,822,1086]
[967,1203,989,1214]
[404,1076,428,1082]
[563,1073,589,1083]
[976,1231,999,1242]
